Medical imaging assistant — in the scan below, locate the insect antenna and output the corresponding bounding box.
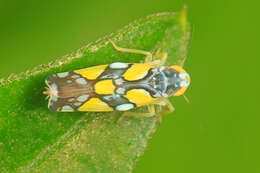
[183,94,190,104]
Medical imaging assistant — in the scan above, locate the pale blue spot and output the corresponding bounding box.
[76,78,87,85]
[109,62,128,69]
[68,98,75,102]
[72,74,80,79]
[104,95,119,101]
[179,73,188,79]
[57,72,69,78]
[74,102,82,106]
[116,104,134,111]
[116,88,126,95]
[62,105,74,111]
[180,81,189,87]
[66,80,72,84]
[77,95,89,102]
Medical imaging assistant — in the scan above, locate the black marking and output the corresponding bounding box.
[100,94,136,110]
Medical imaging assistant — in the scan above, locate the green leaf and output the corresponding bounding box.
[0,9,190,173]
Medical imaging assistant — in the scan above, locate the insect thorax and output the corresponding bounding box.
[116,66,181,98]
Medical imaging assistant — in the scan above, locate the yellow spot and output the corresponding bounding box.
[94,80,115,95]
[74,65,108,80]
[171,65,185,73]
[78,98,113,112]
[125,89,156,107]
[123,64,154,81]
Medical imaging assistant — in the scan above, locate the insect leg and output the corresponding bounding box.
[150,48,168,66]
[109,39,153,63]
[117,105,155,122]
[153,98,175,115]
[117,99,174,122]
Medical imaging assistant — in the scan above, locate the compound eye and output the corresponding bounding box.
[180,81,189,87]
[179,73,188,79]
[179,72,190,86]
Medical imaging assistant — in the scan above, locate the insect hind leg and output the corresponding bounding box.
[109,39,153,63]
[108,39,169,67]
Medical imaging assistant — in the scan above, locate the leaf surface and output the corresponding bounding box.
[0,9,189,173]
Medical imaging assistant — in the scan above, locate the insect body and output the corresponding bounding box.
[44,40,190,116]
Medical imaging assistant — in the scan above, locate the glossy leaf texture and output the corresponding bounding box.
[0,9,189,173]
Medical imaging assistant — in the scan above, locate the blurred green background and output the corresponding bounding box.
[0,0,258,173]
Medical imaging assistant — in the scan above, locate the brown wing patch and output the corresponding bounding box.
[45,72,93,112]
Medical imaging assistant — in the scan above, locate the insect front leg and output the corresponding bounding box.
[153,98,175,115]
[142,48,168,66]
[153,48,168,66]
